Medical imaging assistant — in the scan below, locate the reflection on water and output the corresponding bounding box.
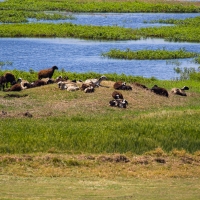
[0,38,199,80]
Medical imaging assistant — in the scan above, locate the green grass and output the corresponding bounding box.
[0,69,157,83]
[0,176,200,200]
[0,110,200,154]
[151,16,200,26]
[1,0,200,13]
[2,0,199,23]
[0,23,139,40]
[102,48,198,60]
[135,22,200,42]
[0,10,74,23]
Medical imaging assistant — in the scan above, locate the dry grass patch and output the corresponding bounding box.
[0,150,200,179]
[0,80,197,118]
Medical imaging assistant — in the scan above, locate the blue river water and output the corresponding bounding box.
[35,12,200,29]
[1,13,200,80]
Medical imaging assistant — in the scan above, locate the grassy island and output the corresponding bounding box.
[102,48,199,60]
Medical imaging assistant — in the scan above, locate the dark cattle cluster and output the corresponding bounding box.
[150,85,189,97]
[80,83,95,93]
[150,85,169,97]
[23,80,47,88]
[109,99,128,108]
[84,86,95,93]
[1,66,59,92]
[109,90,128,108]
[0,72,16,91]
[112,91,124,99]
[38,65,58,80]
[109,80,190,109]
[113,81,132,90]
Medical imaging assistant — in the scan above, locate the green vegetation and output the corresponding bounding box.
[151,16,200,26]
[1,111,200,154]
[0,0,199,42]
[1,0,199,23]
[0,23,138,40]
[0,10,74,23]
[0,61,12,67]
[135,16,200,42]
[195,55,200,64]
[0,15,200,42]
[0,69,157,83]
[0,0,199,14]
[102,48,198,60]
[0,18,200,42]
[173,67,200,81]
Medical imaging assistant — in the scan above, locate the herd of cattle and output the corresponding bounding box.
[0,65,189,109]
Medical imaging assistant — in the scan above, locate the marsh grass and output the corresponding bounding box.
[0,10,74,23]
[0,1,200,41]
[136,23,200,42]
[0,17,200,42]
[0,23,138,40]
[1,0,200,13]
[102,48,198,60]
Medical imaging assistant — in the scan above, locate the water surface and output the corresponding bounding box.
[1,13,200,80]
[1,37,199,80]
[36,12,200,29]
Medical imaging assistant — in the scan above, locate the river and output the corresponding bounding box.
[1,13,200,80]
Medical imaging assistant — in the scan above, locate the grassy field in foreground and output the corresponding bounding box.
[0,74,200,154]
[0,175,200,200]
